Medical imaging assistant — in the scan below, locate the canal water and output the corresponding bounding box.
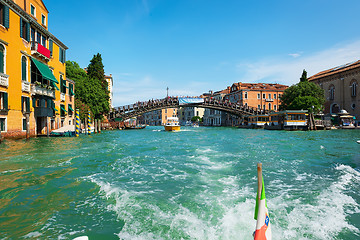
[0,127,360,239]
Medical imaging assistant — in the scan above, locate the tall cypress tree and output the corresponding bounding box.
[87,53,107,89]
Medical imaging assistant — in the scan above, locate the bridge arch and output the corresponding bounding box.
[109,97,267,122]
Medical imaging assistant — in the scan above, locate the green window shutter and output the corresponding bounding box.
[21,96,24,111]
[20,19,23,38]
[49,40,53,56]
[59,48,62,62]
[26,22,30,41]
[3,92,8,110]
[32,97,36,108]
[47,99,51,109]
[4,5,9,29]
[21,57,26,80]
[0,46,4,73]
[26,97,30,112]
[63,49,66,63]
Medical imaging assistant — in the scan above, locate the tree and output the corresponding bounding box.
[66,58,110,119]
[191,116,202,122]
[280,70,325,113]
[87,53,107,89]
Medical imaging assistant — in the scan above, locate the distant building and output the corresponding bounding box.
[308,60,360,121]
[0,0,73,139]
[139,108,178,126]
[203,88,230,126]
[178,106,205,125]
[225,82,288,111]
[105,74,113,108]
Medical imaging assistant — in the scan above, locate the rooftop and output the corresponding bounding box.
[308,60,360,81]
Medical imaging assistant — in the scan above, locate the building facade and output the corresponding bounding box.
[224,82,288,111]
[308,60,360,121]
[139,108,178,126]
[0,0,74,139]
[203,88,230,126]
[105,74,113,108]
[178,106,204,125]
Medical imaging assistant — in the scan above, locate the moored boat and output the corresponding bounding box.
[164,117,181,131]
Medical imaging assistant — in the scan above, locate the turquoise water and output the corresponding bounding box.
[0,127,360,239]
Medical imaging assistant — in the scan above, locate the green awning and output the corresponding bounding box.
[31,58,59,84]
[70,88,75,95]
[51,81,59,90]
[68,105,74,112]
[60,105,67,112]
[53,106,58,112]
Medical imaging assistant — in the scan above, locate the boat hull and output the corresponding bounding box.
[164,126,181,131]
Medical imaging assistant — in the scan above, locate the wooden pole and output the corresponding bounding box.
[257,163,263,201]
[85,118,88,135]
[94,119,98,134]
[26,113,30,139]
[46,117,49,137]
[98,119,101,133]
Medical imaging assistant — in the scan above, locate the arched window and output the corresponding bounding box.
[350,81,357,97]
[21,56,27,81]
[329,85,335,100]
[0,44,4,74]
[268,103,272,110]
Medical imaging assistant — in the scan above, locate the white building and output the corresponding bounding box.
[105,74,113,108]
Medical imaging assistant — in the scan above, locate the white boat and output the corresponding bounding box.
[164,117,181,131]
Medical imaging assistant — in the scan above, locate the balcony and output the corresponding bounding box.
[60,92,66,101]
[22,81,31,92]
[31,84,55,98]
[31,42,51,61]
[0,73,9,87]
[265,98,274,102]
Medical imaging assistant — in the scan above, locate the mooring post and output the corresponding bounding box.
[26,113,30,140]
[94,119,98,134]
[46,117,49,137]
[85,118,88,135]
[98,119,101,133]
[75,109,80,137]
[87,111,91,135]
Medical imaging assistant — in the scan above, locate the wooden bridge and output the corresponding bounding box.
[109,97,268,121]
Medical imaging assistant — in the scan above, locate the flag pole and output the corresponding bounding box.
[257,163,263,202]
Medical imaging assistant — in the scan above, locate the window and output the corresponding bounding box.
[244,92,248,99]
[0,92,8,110]
[274,105,277,111]
[0,4,9,29]
[41,14,46,26]
[351,81,357,97]
[68,104,73,117]
[21,96,30,112]
[41,35,46,47]
[274,94,277,99]
[20,19,30,41]
[37,32,41,43]
[60,104,66,117]
[59,48,66,63]
[263,104,265,110]
[268,103,271,110]
[268,94,271,99]
[0,118,5,131]
[30,4,36,16]
[60,75,66,94]
[0,44,4,73]
[351,103,356,109]
[258,104,261,109]
[263,93,265,98]
[278,94,282,99]
[21,56,27,81]
[257,93,260,99]
[22,118,27,131]
[329,85,335,100]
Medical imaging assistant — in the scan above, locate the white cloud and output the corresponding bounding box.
[288,52,302,58]
[237,40,360,86]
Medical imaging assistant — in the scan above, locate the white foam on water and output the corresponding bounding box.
[23,231,42,238]
[270,164,360,239]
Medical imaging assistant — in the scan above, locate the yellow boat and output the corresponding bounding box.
[164,117,181,131]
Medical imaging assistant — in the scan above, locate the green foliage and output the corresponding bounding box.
[87,53,108,89]
[75,98,91,121]
[66,55,110,119]
[191,116,202,122]
[66,61,87,82]
[280,71,325,113]
[300,69,308,82]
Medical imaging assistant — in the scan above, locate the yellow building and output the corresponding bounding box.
[0,0,74,139]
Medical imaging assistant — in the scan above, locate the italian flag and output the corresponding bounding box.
[254,163,272,240]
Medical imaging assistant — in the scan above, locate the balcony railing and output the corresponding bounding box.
[0,73,9,87]
[60,93,66,101]
[31,84,55,98]
[31,42,51,60]
[265,98,274,102]
[22,81,31,92]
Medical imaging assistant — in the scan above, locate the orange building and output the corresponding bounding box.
[225,82,288,111]
[0,0,73,139]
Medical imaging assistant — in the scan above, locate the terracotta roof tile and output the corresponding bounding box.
[309,60,360,81]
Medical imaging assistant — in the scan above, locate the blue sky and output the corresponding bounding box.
[45,0,360,106]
